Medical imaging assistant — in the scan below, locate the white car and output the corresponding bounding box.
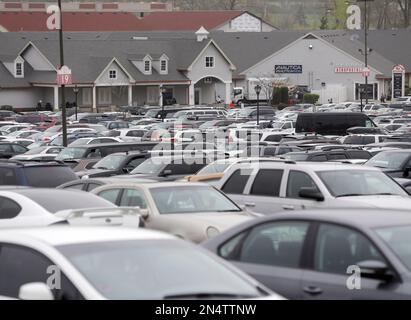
[68,136,122,147]
[0,188,129,228]
[1,124,32,134]
[11,146,65,161]
[396,96,411,104]
[6,130,40,139]
[111,129,148,142]
[0,226,280,300]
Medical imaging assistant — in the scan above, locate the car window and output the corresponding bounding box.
[11,145,27,153]
[0,168,18,185]
[327,153,347,160]
[250,169,283,197]
[286,171,320,199]
[126,158,146,169]
[98,189,121,205]
[0,144,12,152]
[220,221,309,268]
[86,183,102,192]
[119,189,147,208]
[311,154,328,162]
[64,183,84,190]
[24,166,78,188]
[314,224,385,275]
[0,196,21,219]
[0,244,83,299]
[221,169,251,195]
[264,135,283,142]
[47,148,62,154]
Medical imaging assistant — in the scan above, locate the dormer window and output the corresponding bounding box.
[15,60,24,78]
[160,59,168,73]
[205,56,214,68]
[144,60,151,74]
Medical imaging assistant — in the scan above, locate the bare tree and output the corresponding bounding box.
[397,0,411,27]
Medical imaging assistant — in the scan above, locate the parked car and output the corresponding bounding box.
[68,137,122,147]
[0,161,78,187]
[57,177,156,192]
[0,226,277,300]
[202,209,411,299]
[76,152,150,179]
[0,188,119,228]
[0,142,28,159]
[11,146,65,161]
[216,161,410,214]
[92,182,255,243]
[364,150,411,178]
[282,149,372,162]
[295,113,376,136]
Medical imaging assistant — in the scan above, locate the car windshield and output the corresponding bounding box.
[130,157,166,174]
[93,154,126,170]
[317,170,407,197]
[56,147,87,161]
[150,185,240,214]
[57,240,262,300]
[24,146,47,155]
[365,152,410,170]
[69,138,91,146]
[375,225,411,271]
[144,110,160,118]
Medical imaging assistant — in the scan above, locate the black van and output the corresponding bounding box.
[55,142,158,162]
[295,112,376,136]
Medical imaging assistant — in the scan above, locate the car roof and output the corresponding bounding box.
[0,226,174,246]
[258,209,411,230]
[230,161,380,171]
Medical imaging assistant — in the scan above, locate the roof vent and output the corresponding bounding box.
[195,26,209,42]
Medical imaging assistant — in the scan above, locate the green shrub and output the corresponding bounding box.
[303,93,320,104]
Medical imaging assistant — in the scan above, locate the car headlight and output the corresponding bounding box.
[206,226,220,239]
[81,175,89,180]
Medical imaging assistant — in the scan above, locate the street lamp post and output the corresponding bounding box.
[254,85,262,125]
[57,0,67,147]
[73,85,79,121]
[160,86,166,122]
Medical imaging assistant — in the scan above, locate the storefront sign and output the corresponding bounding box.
[274,65,302,74]
[334,66,363,73]
[392,64,405,99]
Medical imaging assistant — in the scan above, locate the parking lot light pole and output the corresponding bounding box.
[73,85,79,121]
[254,85,262,125]
[57,0,67,147]
[160,86,166,122]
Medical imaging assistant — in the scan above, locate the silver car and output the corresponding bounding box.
[216,161,411,214]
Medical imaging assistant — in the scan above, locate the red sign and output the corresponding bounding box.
[57,65,72,86]
[334,66,363,73]
[362,67,370,77]
[393,64,405,73]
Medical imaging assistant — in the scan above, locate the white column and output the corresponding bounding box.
[159,85,163,107]
[92,86,97,112]
[128,85,133,106]
[189,83,195,106]
[225,82,232,105]
[53,86,59,111]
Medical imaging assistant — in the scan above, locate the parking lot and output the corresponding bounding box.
[0,100,411,300]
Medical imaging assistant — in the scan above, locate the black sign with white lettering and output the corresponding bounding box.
[393,73,403,99]
[275,65,303,74]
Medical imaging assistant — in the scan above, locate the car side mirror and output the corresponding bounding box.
[123,166,134,174]
[160,169,172,177]
[357,260,393,282]
[19,282,54,300]
[403,167,411,177]
[299,187,324,201]
[139,209,149,219]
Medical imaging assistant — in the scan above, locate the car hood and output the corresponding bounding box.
[338,195,411,210]
[158,211,252,230]
[77,168,117,178]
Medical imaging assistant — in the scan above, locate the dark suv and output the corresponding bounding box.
[282,149,372,162]
[0,161,78,187]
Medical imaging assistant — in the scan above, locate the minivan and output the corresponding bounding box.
[295,112,376,136]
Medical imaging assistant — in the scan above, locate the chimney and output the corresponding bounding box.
[195,26,209,42]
